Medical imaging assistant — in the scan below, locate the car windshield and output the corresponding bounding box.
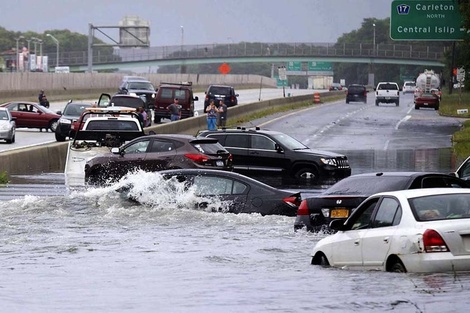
[270,133,308,150]
[405,82,416,87]
[324,176,408,195]
[0,110,9,119]
[410,193,470,221]
[64,103,91,116]
[128,82,155,91]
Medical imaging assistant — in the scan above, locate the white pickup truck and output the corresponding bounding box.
[375,82,400,106]
[64,107,146,188]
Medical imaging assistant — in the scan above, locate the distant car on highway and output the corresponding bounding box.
[204,84,239,111]
[329,83,343,91]
[402,81,416,94]
[345,84,367,103]
[0,101,61,132]
[55,101,93,141]
[119,169,302,216]
[0,107,16,144]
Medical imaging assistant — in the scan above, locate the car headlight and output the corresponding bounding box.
[58,118,72,124]
[320,158,337,166]
[151,94,155,99]
[0,124,11,131]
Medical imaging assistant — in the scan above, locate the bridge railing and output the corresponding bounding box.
[57,42,445,66]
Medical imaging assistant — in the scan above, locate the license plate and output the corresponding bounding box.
[385,97,390,100]
[331,208,349,218]
[216,160,224,167]
[424,103,428,105]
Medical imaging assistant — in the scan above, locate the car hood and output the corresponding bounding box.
[0,120,13,127]
[294,148,345,158]
[61,114,81,121]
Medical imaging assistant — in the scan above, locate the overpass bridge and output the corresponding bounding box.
[59,42,446,72]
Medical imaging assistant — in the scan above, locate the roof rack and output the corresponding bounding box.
[160,81,192,86]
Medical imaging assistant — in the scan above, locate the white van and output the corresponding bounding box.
[402,81,416,94]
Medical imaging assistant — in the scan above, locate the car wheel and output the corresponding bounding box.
[154,116,161,124]
[311,253,330,266]
[6,136,13,144]
[49,119,59,132]
[396,100,399,106]
[55,131,66,142]
[294,167,319,183]
[375,100,379,106]
[346,99,349,104]
[435,106,439,111]
[389,259,407,273]
[415,105,420,110]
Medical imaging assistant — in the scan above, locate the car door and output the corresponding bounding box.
[330,198,380,268]
[110,138,153,176]
[247,134,285,175]
[360,197,401,270]
[217,134,250,173]
[143,138,177,171]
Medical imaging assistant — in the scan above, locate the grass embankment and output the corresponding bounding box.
[441,90,470,160]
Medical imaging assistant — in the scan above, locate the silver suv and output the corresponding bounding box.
[375,82,400,106]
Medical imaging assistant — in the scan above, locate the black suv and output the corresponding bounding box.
[118,76,156,111]
[346,84,367,103]
[198,127,351,186]
[204,85,239,111]
[55,100,93,141]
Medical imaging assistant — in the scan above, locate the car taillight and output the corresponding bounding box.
[230,96,236,103]
[423,229,449,253]
[363,90,367,96]
[296,200,309,215]
[283,195,301,207]
[184,153,209,164]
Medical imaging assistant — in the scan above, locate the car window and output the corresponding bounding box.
[324,176,408,195]
[348,86,365,93]
[193,176,233,195]
[127,82,155,91]
[174,90,187,101]
[350,198,379,230]
[411,176,469,188]
[149,139,174,152]
[224,134,250,148]
[208,86,231,95]
[110,97,145,109]
[371,197,402,228]
[159,88,174,100]
[378,83,398,90]
[270,133,307,150]
[123,139,150,154]
[193,142,226,154]
[411,194,470,221]
[0,111,8,119]
[251,135,276,150]
[64,104,91,116]
[85,120,140,131]
[405,82,416,87]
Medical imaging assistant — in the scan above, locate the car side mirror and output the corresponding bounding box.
[329,219,346,231]
[275,143,283,153]
[235,94,239,97]
[193,96,199,101]
[57,111,62,115]
[111,147,121,155]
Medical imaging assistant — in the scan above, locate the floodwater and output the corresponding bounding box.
[1,148,470,312]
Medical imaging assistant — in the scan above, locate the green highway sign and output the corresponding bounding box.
[390,0,465,41]
[276,76,288,87]
[287,61,302,71]
[308,61,332,71]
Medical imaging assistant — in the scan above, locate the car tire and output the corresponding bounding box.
[395,100,399,106]
[415,105,420,110]
[346,99,349,104]
[311,253,330,266]
[154,116,161,124]
[389,259,407,273]
[49,119,59,132]
[294,167,319,184]
[375,100,379,106]
[55,131,66,142]
[6,134,14,144]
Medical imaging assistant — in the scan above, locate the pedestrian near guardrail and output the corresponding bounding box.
[217,100,227,127]
[167,98,182,121]
[206,100,218,130]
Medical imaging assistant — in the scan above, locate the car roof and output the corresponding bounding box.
[374,187,470,199]
[146,134,219,141]
[199,127,283,136]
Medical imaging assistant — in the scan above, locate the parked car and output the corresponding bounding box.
[294,172,470,232]
[311,188,470,273]
[345,84,367,103]
[329,83,343,91]
[414,91,440,110]
[375,82,400,106]
[153,82,198,123]
[198,127,351,186]
[55,101,93,141]
[97,93,151,126]
[0,107,16,143]
[119,169,301,216]
[117,76,156,111]
[204,84,239,111]
[0,101,61,132]
[402,81,416,94]
[84,134,233,186]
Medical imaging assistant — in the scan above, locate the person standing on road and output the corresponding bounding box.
[167,98,182,122]
[217,100,228,128]
[38,90,45,103]
[39,95,50,108]
[205,100,218,130]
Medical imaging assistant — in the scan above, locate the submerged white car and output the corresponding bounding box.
[311,188,470,273]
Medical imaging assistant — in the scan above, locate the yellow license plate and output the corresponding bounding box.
[331,208,349,218]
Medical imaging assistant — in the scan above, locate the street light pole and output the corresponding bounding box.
[180,26,184,52]
[46,33,60,68]
[373,23,376,56]
[14,36,24,72]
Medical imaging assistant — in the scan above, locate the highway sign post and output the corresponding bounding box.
[390,0,465,40]
[278,66,287,97]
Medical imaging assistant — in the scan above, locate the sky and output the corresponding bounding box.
[2,0,393,46]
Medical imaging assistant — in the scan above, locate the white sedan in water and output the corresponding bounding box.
[311,188,470,273]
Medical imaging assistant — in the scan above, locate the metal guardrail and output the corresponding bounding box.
[54,42,445,67]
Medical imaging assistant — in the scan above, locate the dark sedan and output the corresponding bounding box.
[294,172,470,232]
[0,101,61,132]
[55,101,93,141]
[119,169,302,216]
[85,134,233,186]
